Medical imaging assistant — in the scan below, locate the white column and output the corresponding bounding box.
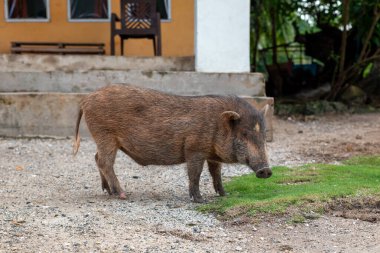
[195,0,250,73]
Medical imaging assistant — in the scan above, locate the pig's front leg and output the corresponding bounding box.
[186,154,205,203]
[207,160,225,196]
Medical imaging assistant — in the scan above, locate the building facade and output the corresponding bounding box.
[0,0,194,56]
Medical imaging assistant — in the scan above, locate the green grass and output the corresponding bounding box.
[199,156,380,219]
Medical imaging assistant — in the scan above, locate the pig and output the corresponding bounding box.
[73,85,271,203]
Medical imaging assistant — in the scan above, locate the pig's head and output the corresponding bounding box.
[216,103,272,179]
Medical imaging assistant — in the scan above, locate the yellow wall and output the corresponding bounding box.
[0,0,194,56]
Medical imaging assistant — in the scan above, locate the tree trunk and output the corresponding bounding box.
[251,1,261,71]
[328,0,350,100]
[270,6,277,65]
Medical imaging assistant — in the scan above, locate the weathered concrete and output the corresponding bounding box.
[0,70,266,96]
[0,93,87,137]
[0,54,195,72]
[0,93,273,140]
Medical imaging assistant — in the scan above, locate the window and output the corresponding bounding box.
[69,0,110,21]
[157,0,170,21]
[5,0,49,22]
[68,0,169,22]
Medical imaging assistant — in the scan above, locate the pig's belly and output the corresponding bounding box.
[118,141,186,166]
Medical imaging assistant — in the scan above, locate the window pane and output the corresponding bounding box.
[157,0,168,20]
[70,0,109,19]
[8,0,47,19]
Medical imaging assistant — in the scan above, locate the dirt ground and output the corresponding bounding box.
[1,112,380,253]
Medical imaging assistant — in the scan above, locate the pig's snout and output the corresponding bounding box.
[255,167,272,178]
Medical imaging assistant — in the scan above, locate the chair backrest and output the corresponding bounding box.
[120,0,159,34]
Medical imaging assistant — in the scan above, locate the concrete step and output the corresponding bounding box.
[0,92,273,140]
[0,92,87,137]
[0,70,266,96]
[0,54,195,72]
[0,54,273,140]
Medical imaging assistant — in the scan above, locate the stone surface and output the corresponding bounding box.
[0,93,87,137]
[0,70,266,96]
[0,54,195,72]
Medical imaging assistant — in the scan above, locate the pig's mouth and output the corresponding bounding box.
[255,167,272,178]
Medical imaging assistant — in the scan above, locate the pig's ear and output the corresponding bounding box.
[260,104,270,116]
[221,111,240,121]
[221,111,240,129]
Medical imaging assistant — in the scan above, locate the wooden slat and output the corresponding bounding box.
[11,41,105,55]
[12,42,105,47]
[11,47,105,55]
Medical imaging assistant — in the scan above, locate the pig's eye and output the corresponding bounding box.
[254,123,260,132]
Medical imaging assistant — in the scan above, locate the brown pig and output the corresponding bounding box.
[74,85,271,202]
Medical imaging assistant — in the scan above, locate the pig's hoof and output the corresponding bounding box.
[192,196,205,203]
[119,192,127,200]
[217,189,226,196]
[101,183,111,195]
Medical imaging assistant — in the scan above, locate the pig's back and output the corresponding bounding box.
[82,84,223,126]
[81,85,227,164]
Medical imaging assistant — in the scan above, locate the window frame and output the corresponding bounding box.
[68,0,171,23]
[4,0,50,22]
[67,0,111,23]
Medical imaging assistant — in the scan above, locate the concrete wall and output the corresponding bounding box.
[0,93,87,137]
[195,0,250,72]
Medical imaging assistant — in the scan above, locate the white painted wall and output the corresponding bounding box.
[195,0,250,73]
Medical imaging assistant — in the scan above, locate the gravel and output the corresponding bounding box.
[1,113,380,252]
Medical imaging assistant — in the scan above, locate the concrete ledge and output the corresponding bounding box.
[0,92,273,141]
[0,93,86,137]
[0,54,195,72]
[0,71,266,96]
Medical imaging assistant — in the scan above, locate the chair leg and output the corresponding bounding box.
[120,38,124,56]
[156,13,162,56]
[110,35,115,55]
[157,35,162,56]
[152,38,157,56]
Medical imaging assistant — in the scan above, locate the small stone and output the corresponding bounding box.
[236,246,243,251]
[192,227,201,233]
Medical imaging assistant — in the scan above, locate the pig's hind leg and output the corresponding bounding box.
[95,143,126,199]
[95,153,111,194]
[207,161,226,196]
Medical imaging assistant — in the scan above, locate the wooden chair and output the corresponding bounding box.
[110,0,162,56]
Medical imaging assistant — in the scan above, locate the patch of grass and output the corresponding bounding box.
[289,214,306,224]
[199,156,380,220]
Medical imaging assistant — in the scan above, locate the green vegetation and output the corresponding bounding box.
[199,156,380,220]
[274,100,380,117]
[251,0,380,100]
